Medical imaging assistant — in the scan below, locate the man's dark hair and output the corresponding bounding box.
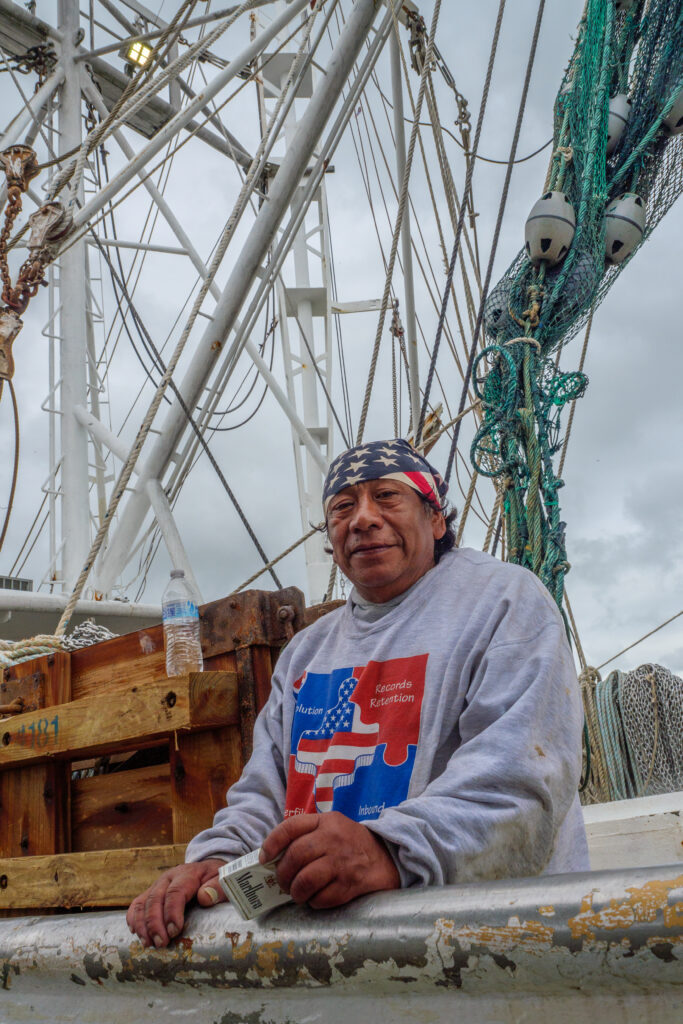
[318,492,458,563]
[418,494,458,563]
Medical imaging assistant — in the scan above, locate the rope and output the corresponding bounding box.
[54,2,327,635]
[414,400,480,451]
[415,0,507,448]
[232,527,317,594]
[455,469,479,547]
[596,609,683,673]
[579,666,610,803]
[53,0,246,200]
[355,0,441,444]
[482,483,504,554]
[0,635,63,668]
[91,235,283,589]
[0,379,19,553]
[557,304,595,478]
[563,587,587,671]
[440,0,546,475]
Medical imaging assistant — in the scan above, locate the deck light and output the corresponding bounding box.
[120,40,153,73]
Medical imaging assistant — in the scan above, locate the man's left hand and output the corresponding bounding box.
[260,811,400,909]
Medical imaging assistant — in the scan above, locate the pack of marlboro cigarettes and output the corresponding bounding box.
[218,849,293,920]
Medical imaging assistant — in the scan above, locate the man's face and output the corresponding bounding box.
[326,479,447,603]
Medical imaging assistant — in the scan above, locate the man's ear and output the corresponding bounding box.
[432,510,447,540]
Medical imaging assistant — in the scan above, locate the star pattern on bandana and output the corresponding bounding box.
[323,438,448,514]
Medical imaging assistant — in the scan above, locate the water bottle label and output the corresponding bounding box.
[163,599,199,624]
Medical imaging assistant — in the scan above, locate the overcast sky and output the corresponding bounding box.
[0,0,681,677]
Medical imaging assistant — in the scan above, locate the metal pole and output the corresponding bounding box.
[84,248,107,530]
[96,0,382,596]
[84,78,325,474]
[145,481,203,599]
[390,28,420,437]
[242,336,327,473]
[71,405,202,595]
[57,0,91,591]
[0,68,64,150]
[81,78,223,302]
[70,0,310,234]
[277,19,332,601]
[76,2,285,60]
[138,0,394,512]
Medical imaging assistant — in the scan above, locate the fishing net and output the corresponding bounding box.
[580,663,683,804]
[471,0,683,608]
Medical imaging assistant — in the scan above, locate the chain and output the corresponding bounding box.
[0,146,44,315]
[1,44,57,89]
[0,189,22,306]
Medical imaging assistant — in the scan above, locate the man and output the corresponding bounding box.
[128,439,587,948]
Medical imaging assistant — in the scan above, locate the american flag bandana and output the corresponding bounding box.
[323,439,448,515]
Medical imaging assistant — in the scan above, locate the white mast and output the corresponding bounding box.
[0,0,406,635]
[56,0,91,591]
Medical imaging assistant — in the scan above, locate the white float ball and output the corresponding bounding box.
[663,86,683,136]
[607,93,632,155]
[604,192,646,264]
[525,191,576,267]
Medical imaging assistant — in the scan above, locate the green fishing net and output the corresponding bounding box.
[471,0,683,607]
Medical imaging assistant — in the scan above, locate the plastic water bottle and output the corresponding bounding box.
[162,569,203,677]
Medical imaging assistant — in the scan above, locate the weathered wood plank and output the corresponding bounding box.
[72,763,173,852]
[0,654,71,858]
[170,726,242,844]
[70,626,166,701]
[0,844,187,909]
[0,672,238,769]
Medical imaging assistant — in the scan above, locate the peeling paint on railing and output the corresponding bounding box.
[0,865,681,1023]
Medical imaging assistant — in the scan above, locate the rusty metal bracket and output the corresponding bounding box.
[0,671,45,717]
[26,201,72,251]
[200,587,306,657]
[0,146,40,194]
[0,309,22,381]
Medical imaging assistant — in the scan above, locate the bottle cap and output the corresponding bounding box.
[170,569,185,579]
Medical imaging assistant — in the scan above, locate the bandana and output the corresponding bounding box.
[323,439,448,514]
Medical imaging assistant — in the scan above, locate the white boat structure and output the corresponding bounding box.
[0,0,681,1019]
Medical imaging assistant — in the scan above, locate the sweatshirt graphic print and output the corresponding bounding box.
[285,654,427,821]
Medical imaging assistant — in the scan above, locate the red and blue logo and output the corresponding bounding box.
[285,655,427,821]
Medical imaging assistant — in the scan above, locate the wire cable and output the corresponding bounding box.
[88,232,283,589]
[441,0,546,481]
[415,0,508,447]
[0,379,20,554]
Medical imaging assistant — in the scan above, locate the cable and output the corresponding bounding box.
[596,610,683,673]
[88,232,283,589]
[445,0,547,483]
[0,379,20,554]
[8,491,47,576]
[293,311,351,449]
[356,0,442,443]
[415,0,508,447]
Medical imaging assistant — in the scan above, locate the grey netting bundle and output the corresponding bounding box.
[620,663,683,795]
[471,0,683,609]
[580,662,683,804]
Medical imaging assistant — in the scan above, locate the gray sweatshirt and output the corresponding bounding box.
[186,548,589,884]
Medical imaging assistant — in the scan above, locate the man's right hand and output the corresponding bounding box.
[126,858,227,948]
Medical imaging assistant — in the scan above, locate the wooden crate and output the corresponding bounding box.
[0,587,305,912]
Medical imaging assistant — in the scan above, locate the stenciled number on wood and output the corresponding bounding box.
[16,714,59,749]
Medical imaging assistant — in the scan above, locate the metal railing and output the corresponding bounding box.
[1,864,681,1023]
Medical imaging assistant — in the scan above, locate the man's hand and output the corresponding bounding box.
[126,859,226,948]
[261,811,400,909]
